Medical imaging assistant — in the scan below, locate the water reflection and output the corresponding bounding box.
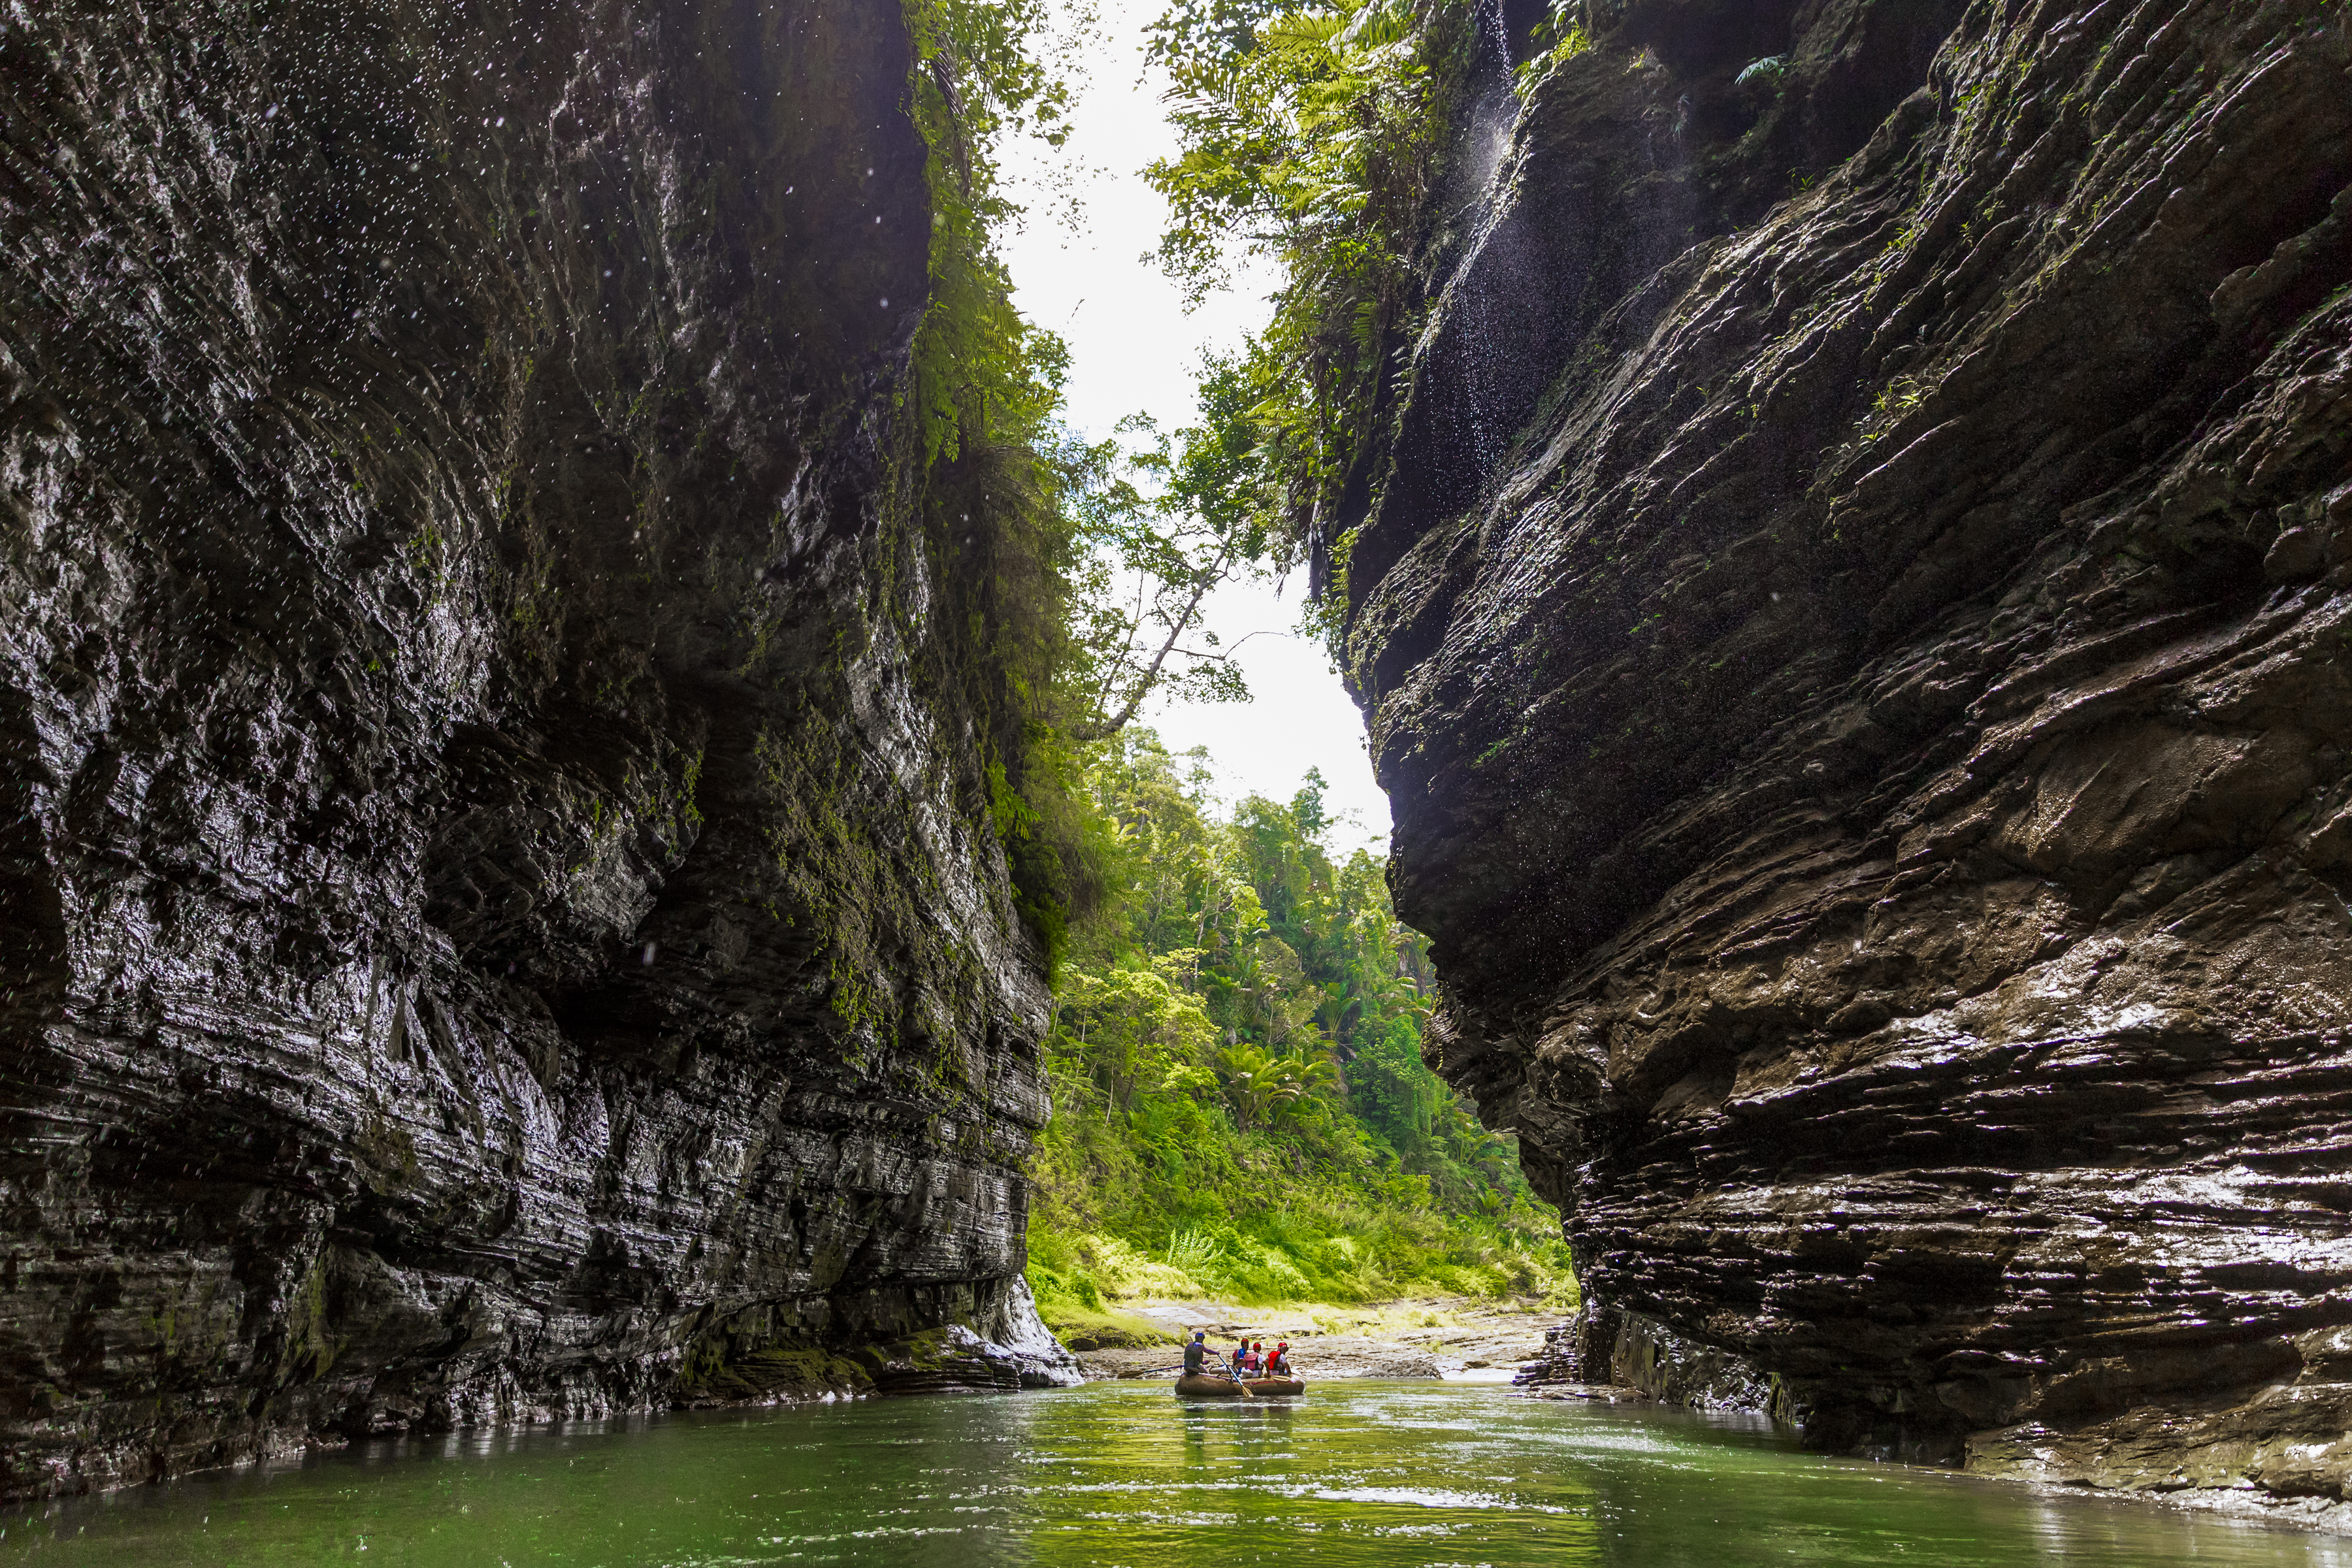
[1,1382,2345,1566]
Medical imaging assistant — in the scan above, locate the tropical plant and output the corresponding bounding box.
[891,0,1286,955]
[1026,730,1573,1315]
[903,0,1081,462]
[1217,1039,1339,1129]
[1054,411,1268,742]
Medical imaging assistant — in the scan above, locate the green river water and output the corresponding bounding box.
[5,1382,2345,1566]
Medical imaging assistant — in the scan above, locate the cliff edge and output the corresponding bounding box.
[1,0,1072,1500]
[1341,0,2352,1526]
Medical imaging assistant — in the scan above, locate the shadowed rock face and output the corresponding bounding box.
[0,0,1071,1501]
[1341,0,2352,1524]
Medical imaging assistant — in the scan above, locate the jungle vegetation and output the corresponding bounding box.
[899,0,1569,1328]
[1025,733,1572,1337]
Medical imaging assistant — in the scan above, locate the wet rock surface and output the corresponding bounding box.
[1338,0,2352,1529]
[0,0,1071,1501]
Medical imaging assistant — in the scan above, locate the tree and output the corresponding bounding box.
[1218,1039,1340,1130]
[1055,367,1281,740]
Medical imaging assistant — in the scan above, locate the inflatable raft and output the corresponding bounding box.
[1173,1373,1251,1399]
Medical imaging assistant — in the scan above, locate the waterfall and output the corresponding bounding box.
[1459,0,1518,199]
[1455,0,1523,484]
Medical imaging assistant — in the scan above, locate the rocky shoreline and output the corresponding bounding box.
[1511,1307,2352,1535]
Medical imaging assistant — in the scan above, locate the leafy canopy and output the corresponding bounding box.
[1054,358,1281,740]
[903,0,1083,463]
[896,0,1290,958]
[1142,0,1460,636]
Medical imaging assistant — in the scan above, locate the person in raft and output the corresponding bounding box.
[1247,1343,1267,1375]
[1230,1343,1249,1377]
[1267,1341,1292,1376]
[1183,1332,1208,1377]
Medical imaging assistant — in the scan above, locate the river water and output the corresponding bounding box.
[5,1382,2346,1565]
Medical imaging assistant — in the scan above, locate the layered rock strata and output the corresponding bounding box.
[1345,0,2352,1524]
[0,0,1071,1501]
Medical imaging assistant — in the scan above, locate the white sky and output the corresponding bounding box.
[997,5,1394,853]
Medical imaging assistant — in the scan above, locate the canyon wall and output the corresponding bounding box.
[0,0,1071,1501]
[1342,0,2352,1525]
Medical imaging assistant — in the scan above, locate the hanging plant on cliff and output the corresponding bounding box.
[1143,0,1462,604]
[901,0,1083,461]
[890,0,1258,958]
[892,0,1111,964]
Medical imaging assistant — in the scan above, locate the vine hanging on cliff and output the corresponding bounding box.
[1144,0,1467,627]
[901,0,1079,464]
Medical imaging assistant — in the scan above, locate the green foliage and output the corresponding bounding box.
[1141,0,1467,623]
[1514,1,1593,94]
[893,0,1296,964]
[1053,407,1268,741]
[892,4,1560,1312]
[903,0,1077,464]
[890,0,1129,968]
[1026,732,1572,1313]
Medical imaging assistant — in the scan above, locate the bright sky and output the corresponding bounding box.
[997,5,1394,853]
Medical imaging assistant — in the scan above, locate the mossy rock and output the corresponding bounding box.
[674,1339,874,1406]
[1044,1309,1178,1352]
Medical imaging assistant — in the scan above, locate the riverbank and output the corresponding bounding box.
[1060,1295,1557,1381]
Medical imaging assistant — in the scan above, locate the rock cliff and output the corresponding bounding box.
[1,0,1072,1501]
[1341,0,2352,1526]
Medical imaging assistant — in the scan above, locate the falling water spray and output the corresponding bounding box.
[1454,0,1524,483]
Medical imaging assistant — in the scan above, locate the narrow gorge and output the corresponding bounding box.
[9,0,2352,1540]
[1,0,1073,1501]
[1340,0,2352,1525]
